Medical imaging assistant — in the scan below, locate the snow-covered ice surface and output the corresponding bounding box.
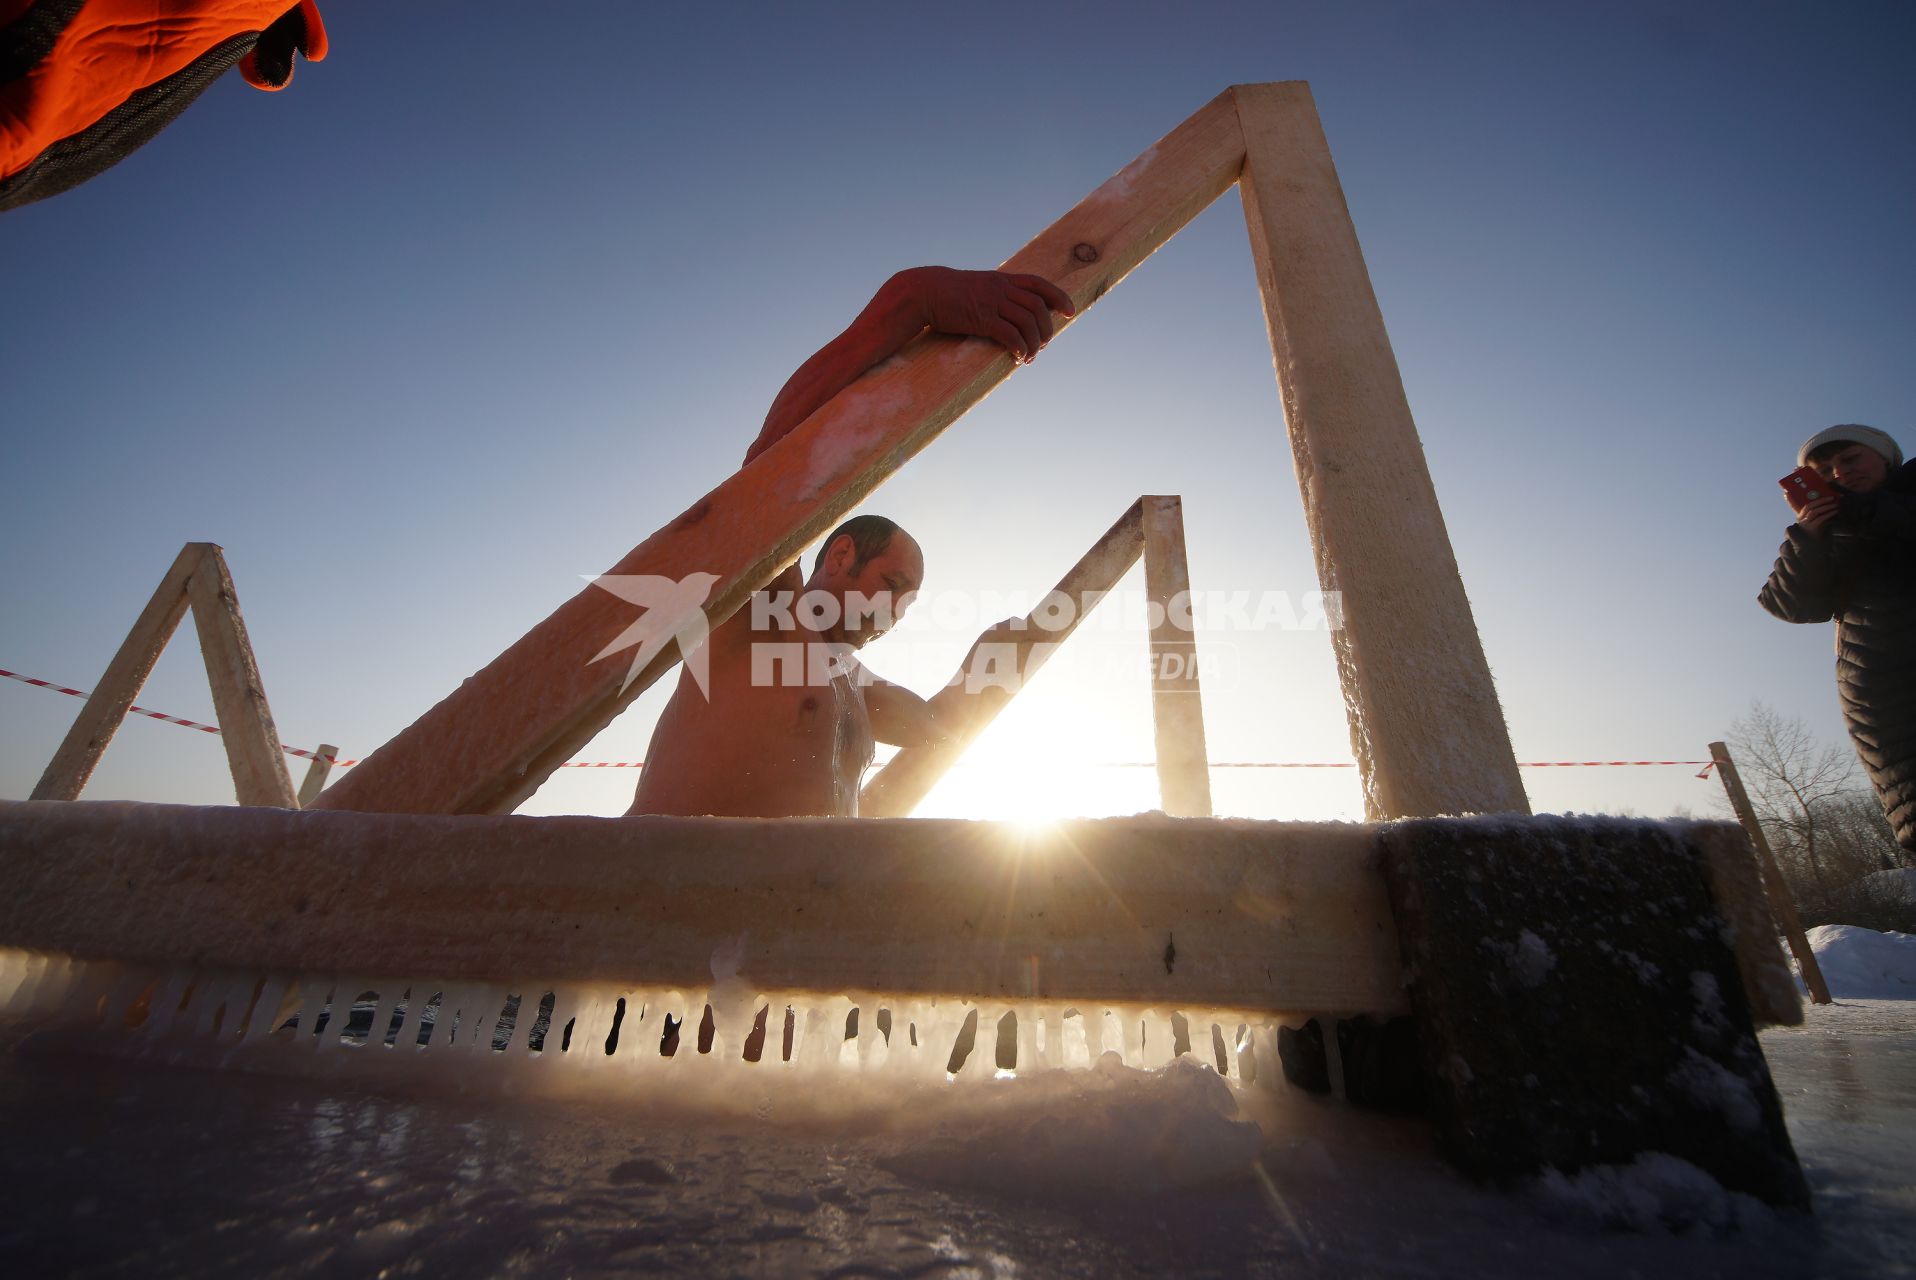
[1,997,1911,1278]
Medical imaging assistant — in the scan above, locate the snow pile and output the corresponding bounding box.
[1529,1152,1772,1234]
[877,1052,1263,1199]
[1795,924,1916,999]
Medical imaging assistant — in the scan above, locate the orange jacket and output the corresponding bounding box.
[1,0,326,210]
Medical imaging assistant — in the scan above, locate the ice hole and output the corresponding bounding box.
[696,1004,716,1054]
[1212,1023,1229,1074]
[527,992,557,1052]
[492,993,522,1051]
[604,996,627,1056]
[996,1010,1018,1071]
[1171,1011,1192,1058]
[946,1008,981,1075]
[414,991,443,1047]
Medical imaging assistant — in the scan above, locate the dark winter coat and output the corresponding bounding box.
[1759,459,1916,853]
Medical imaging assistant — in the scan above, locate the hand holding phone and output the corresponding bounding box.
[1781,465,1844,531]
[1779,465,1836,514]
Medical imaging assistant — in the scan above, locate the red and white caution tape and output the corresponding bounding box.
[1,669,356,768]
[2,666,1718,776]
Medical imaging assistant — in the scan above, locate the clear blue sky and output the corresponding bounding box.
[2,0,1910,820]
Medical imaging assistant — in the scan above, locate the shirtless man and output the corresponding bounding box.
[628,266,1074,818]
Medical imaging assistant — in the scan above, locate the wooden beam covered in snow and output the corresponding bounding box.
[0,801,1405,1016]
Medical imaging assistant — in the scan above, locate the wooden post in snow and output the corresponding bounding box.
[1233,82,1527,821]
[1709,741,1832,1005]
[861,501,1147,818]
[1141,496,1212,817]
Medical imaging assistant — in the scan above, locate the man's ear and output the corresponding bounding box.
[822,533,855,577]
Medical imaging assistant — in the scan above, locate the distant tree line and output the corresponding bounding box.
[1726,703,1914,933]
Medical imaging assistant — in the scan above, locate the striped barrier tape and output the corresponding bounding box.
[5,665,1720,777]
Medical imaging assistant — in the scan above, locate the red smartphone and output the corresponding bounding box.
[1779,465,1837,514]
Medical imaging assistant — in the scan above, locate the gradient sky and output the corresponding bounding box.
[2,1,1911,821]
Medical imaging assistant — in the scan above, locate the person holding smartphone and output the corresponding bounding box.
[1759,424,1916,860]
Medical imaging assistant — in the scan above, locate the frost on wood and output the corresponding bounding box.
[1378,815,1809,1208]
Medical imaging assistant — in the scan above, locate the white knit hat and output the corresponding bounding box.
[1797,424,1904,469]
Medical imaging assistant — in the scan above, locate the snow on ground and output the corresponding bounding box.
[1795,924,1916,1000]
[1,995,1912,1278]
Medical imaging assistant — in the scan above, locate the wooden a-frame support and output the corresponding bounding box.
[861,495,1212,819]
[314,81,1525,820]
[31,543,298,809]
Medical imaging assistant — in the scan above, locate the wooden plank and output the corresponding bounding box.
[1232,82,1527,821]
[0,800,1409,1016]
[860,500,1146,818]
[29,544,199,801]
[314,90,1249,816]
[296,744,339,809]
[1141,495,1212,816]
[1709,741,1831,1005]
[1692,817,1805,1027]
[185,547,298,808]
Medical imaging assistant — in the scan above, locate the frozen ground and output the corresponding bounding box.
[0,993,1910,1279]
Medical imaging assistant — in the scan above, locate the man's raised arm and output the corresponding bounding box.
[743,267,1073,465]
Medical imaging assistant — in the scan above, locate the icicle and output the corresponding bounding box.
[1141,1008,1174,1069]
[143,970,195,1040]
[0,950,37,1013]
[1014,1006,1038,1073]
[243,976,292,1045]
[855,1002,882,1071]
[61,960,121,1032]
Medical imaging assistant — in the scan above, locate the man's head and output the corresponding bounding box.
[805,515,923,647]
[1799,424,1903,494]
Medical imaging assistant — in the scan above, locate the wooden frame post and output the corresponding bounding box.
[1709,741,1832,1004]
[316,83,1524,820]
[30,543,298,809]
[313,92,1249,816]
[861,501,1146,818]
[297,745,340,808]
[30,544,200,801]
[1141,495,1212,817]
[1234,83,1527,821]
